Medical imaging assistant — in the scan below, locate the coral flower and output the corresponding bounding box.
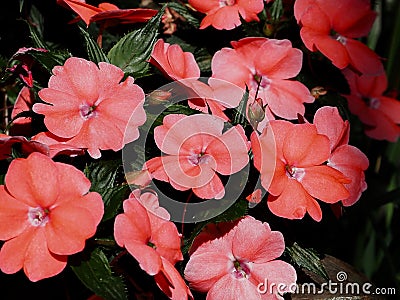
[313,106,369,206]
[251,120,350,221]
[212,37,314,121]
[145,114,250,199]
[0,152,104,282]
[184,216,297,299]
[294,0,383,76]
[114,195,192,299]
[342,69,400,142]
[150,40,245,120]
[57,0,157,27]
[114,196,182,275]
[33,57,146,159]
[188,0,265,30]
[149,39,200,81]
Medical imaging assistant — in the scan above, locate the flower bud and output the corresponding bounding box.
[147,89,172,106]
[248,98,265,127]
[311,86,327,99]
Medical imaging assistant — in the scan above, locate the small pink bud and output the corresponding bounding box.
[248,98,265,127]
[147,90,172,105]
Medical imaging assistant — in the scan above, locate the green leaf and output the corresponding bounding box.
[85,159,129,221]
[102,184,130,221]
[108,6,165,78]
[71,248,127,300]
[166,2,200,28]
[286,242,330,281]
[232,87,249,126]
[79,27,110,64]
[25,22,71,72]
[270,0,284,21]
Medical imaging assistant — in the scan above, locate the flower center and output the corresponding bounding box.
[28,207,50,227]
[147,241,156,249]
[188,152,210,166]
[80,103,98,119]
[369,97,380,109]
[219,0,235,7]
[232,259,250,279]
[285,164,305,181]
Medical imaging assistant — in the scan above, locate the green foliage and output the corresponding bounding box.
[286,242,330,281]
[70,248,128,300]
[84,159,130,222]
[79,27,110,64]
[107,6,165,78]
[165,2,200,28]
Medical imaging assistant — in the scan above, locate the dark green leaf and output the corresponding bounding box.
[79,27,110,64]
[286,242,330,281]
[85,159,128,221]
[166,2,200,28]
[108,6,165,78]
[71,248,127,300]
[232,87,249,126]
[270,0,283,21]
[29,5,45,38]
[102,184,130,221]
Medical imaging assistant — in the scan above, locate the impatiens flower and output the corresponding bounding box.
[0,152,104,281]
[114,196,191,299]
[145,114,250,199]
[114,196,182,275]
[294,0,383,76]
[212,37,314,123]
[188,0,264,30]
[342,69,400,142]
[184,216,297,299]
[313,106,369,206]
[251,120,351,221]
[33,57,146,159]
[149,39,200,81]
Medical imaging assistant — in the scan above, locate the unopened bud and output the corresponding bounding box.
[263,22,276,37]
[248,98,265,127]
[311,86,327,99]
[147,90,172,105]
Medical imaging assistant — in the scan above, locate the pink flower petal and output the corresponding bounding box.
[0,227,35,276]
[232,217,285,263]
[207,273,262,300]
[0,186,30,240]
[206,125,249,175]
[5,153,59,208]
[314,106,350,150]
[268,179,321,221]
[345,39,384,76]
[282,123,330,167]
[301,165,350,203]
[155,257,193,300]
[24,229,67,282]
[193,172,225,199]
